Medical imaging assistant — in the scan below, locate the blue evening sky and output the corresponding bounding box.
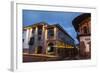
[23,10,82,44]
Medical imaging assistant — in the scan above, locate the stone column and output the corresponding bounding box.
[44,27,48,54]
[34,27,38,54]
[42,26,45,54]
[26,29,29,49]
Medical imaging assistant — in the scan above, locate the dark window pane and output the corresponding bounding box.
[83,26,88,34]
[38,29,42,35]
[48,29,54,36]
[38,37,41,41]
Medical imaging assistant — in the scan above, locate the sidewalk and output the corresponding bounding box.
[23,53,58,58]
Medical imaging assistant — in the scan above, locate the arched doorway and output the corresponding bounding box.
[47,43,54,53]
[37,46,42,54]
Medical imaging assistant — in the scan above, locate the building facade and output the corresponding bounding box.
[72,13,91,59]
[23,22,75,58]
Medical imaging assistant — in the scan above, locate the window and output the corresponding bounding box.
[38,36,41,41]
[38,27,42,35]
[32,28,35,34]
[59,31,66,41]
[48,29,54,37]
[28,37,34,45]
[23,39,24,42]
[83,26,88,34]
[38,29,42,35]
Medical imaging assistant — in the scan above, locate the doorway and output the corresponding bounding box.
[47,43,54,53]
[37,46,43,54]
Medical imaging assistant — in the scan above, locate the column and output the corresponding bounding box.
[44,27,48,54]
[54,27,57,56]
[34,27,38,54]
[42,26,45,54]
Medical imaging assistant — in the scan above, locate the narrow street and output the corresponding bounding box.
[23,53,84,62]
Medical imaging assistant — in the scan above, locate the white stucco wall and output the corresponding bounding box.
[23,29,32,49]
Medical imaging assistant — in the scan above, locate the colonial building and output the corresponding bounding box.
[23,22,75,58]
[72,13,91,59]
